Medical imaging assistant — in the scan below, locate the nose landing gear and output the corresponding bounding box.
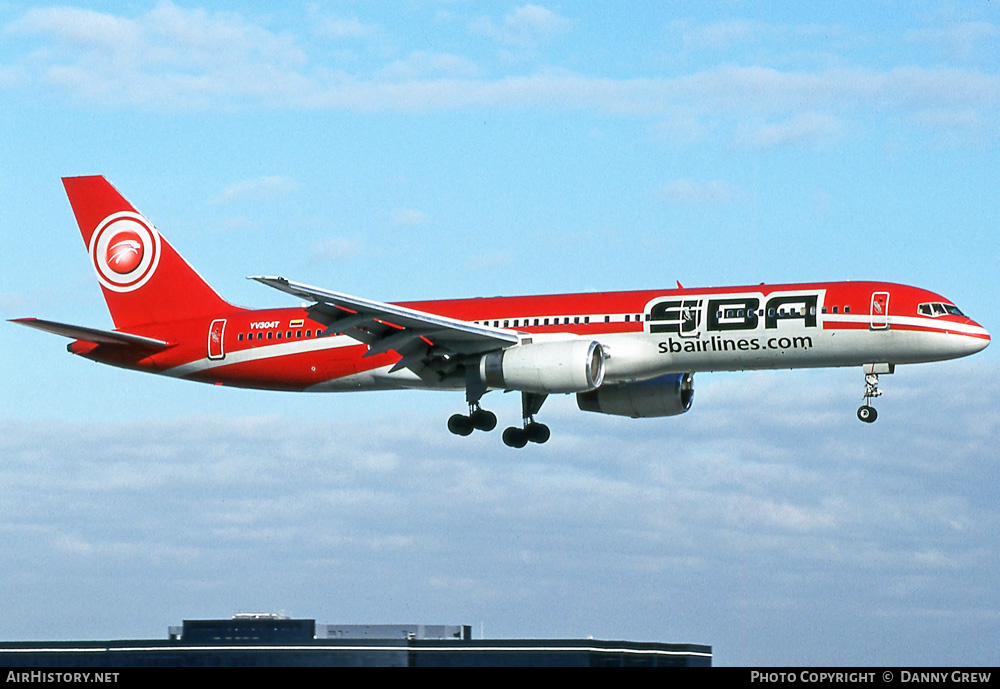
[857,366,891,423]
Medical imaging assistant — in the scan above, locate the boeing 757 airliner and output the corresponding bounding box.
[11,176,990,447]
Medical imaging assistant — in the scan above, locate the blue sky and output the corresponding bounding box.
[1,1,998,666]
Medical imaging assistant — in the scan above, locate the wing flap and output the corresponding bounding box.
[249,276,519,379]
[250,276,519,354]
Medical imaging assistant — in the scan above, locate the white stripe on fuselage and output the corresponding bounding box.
[163,333,359,378]
[822,313,989,337]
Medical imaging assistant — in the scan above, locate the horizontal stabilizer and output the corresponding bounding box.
[9,318,172,349]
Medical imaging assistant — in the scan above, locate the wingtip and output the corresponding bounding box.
[249,275,290,287]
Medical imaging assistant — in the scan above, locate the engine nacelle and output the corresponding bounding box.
[480,340,605,394]
[576,372,694,418]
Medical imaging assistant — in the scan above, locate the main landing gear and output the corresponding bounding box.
[501,391,550,448]
[447,390,550,448]
[447,405,497,436]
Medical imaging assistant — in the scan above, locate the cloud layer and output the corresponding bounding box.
[2,363,997,664]
[3,3,997,147]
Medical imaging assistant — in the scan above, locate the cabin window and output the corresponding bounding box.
[625,315,631,322]
[832,306,838,314]
[238,333,244,341]
[844,306,850,314]
[267,332,273,339]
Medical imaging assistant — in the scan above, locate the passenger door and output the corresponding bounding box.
[870,292,889,330]
[208,318,227,360]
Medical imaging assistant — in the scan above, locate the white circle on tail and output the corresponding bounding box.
[89,212,161,293]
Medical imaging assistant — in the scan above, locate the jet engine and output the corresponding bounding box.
[480,340,605,394]
[576,372,694,418]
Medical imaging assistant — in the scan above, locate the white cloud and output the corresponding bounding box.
[681,18,775,50]
[377,51,481,81]
[906,22,1000,60]
[311,238,362,262]
[651,115,708,145]
[6,1,308,109]
[392,209,430,227]
[735,112,843,149]
[4,6,998,146]
[311,15,380,40]
[678,19,853,53]
[213,176,299,204]
[470,4,572,47]
[657,179,741,205]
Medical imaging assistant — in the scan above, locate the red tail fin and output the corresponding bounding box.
[63,176,234,329]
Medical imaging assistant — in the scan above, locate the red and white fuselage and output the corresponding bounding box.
[68,281,987,391]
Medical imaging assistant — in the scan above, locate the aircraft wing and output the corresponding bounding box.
[250,276,520,379]
[10,317,172,349]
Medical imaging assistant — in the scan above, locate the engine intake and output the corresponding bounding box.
[577,372,694,418]
[480,340,605,394]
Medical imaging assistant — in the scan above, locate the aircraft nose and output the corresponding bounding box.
[965,320,990,354]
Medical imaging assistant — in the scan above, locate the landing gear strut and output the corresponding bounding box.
[448,367,497,436]
[502,392,550,448]
[857,373,882,423]
[448,368,551,446]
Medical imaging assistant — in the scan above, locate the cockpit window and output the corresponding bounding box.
[918,302,965,318]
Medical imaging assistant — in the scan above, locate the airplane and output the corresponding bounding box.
[11,176,991,447]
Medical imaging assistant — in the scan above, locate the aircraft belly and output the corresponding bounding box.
[307,364,462,393]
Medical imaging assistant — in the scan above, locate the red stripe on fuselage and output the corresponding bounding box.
[822,319,990,338]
